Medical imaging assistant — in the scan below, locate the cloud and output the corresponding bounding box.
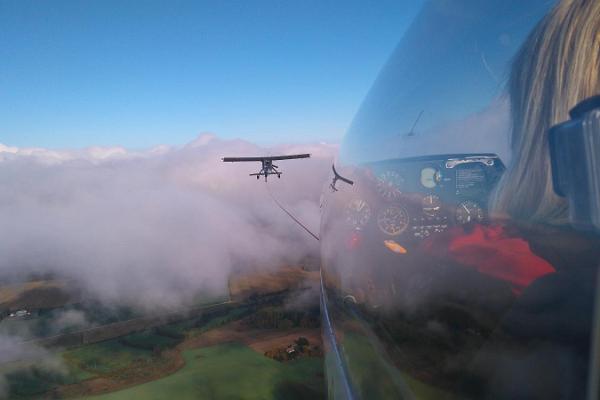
[0,335,57,365]
[0,135,336,312]
[51,309,91,333]
[0,334,66,399]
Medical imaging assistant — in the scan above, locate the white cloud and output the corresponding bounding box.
[0,135,336,311]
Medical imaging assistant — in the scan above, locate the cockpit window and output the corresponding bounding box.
[320,1,600,399]
[340,0,555,165]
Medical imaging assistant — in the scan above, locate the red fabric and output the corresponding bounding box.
[346,231,362,250]
[421,224,555,294]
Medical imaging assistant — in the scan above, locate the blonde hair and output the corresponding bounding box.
[490,0,600,224]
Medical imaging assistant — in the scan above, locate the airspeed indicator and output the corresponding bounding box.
[455,200,485,224]
[376,171,404,201]
[377,206,409,236]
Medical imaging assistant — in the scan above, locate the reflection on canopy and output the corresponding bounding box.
[340,0,553,165]
[320,1,599,399]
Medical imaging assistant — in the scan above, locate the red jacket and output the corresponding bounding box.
[421,224,555,294]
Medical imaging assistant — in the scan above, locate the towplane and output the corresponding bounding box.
[222,154,310,181]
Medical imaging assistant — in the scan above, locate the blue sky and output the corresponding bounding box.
[0,0,422,149]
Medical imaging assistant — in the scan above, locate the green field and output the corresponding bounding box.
[61,307,248,382]
[3,305,323,399]
[84,343,325,400]
[6,334,167,398]
[63,339,155,378]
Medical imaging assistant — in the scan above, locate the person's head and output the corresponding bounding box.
[491,0,600,224]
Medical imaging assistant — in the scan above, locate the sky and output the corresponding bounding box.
[0,0,422,149]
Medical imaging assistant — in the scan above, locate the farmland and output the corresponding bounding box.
[1,265,323,399]
[84,343,324,400]
[4,304,323,399]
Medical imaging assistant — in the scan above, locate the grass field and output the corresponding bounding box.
[60,305,248,376]
[63,339,155,378]
[84,343,325,400]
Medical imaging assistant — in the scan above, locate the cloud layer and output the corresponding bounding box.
[0,134,336,311]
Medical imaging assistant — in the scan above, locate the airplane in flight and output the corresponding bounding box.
[221,154,310,181]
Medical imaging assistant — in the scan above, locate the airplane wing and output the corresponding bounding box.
[268,154,310,161]
[222,157,266,162]
[222,154,310,162]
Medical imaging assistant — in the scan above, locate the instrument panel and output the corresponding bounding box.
[339,154,504,240]
[377,206,409,236]
[375,170,404,201]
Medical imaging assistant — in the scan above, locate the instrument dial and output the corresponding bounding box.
[376,171,404,201]
[420,167,441,189]
[455,200,485,224]
[422,194,442,217]
[346,199,371,229]
[377,206,410,236]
